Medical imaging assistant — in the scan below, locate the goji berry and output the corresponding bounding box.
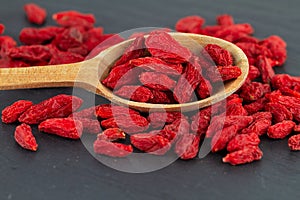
[211,125,239,152]
[97,128,126,141]
[130,132,171,155]
[69,106,99,119]
[226,102,248,116]
[175,134,200,160]
[19,94,81,124]
[279,87,300,99]
[145,31,192,63]
[52,11,95,28]
[216,14,234,26]
[251,111,272,121]
[267,120,295,139]
[190,107,212,135]
[222,146,263,165]
[93,139,132,157]
[271,74,300,90]
[175,15,205,34]
[114,35,145,66]
[14,123,38,151]
[114,85,154,103]
[48,46,84,65]
[139,72,176,91]
[294,124,300,132]
[19,26,64,45]
[163,116,190,136]
[244,97,268,115]
[148,89,174,104]
[148,112,182,129]
[196,77,212,99]
[95,104,139,119]
[24,3,47,25]
[77,118,101,134]
[227,132,260,152]
[240,82,270,102]
[256,55,275,83]
[0,24,5,35]
[101,63,139,89]
[0,36,17,56]
[101,114,149,134]
[130,57,183,76]
[241,118,272,136]
[206,66,242,82]
[264,102,293,123]
[52,27,84,51]
[39,118,83,139]
[204,44,233,66]
[2,100,33,124]
[288,134,300,151]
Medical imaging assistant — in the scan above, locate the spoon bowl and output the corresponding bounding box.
[0,32,249,112]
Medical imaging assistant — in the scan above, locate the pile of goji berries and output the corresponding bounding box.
[102,30,241,103]
[1,3,300,166]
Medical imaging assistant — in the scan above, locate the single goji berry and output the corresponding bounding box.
[211,125,239,152]
[93,139,133,157]
[19,26,64,45]
[256,55,275,83]
[163,116,190,137]
[14,123,38,151]
[204,44,233,66]
[175,134,200,160]
[267,120,295,139]
[130,57,183,76]
[241,118,272,136]
[239,82,270,102]
[52,11,95,28]
[190,107,212,135]
[24,3,47,25]
[251,111,272,121]
[101,114,149,134]
[0,36,17,56]
[264,102,293,123]
[148,89,174,104]
[216,14,234,26]
[48,46,84,65]
[39,118,83,139]
[175,15,205,34]
[271,74,300,90]
[114,85,154,103]
[2,100,33,124]
[288,134,300,151]
[196,77,212,99]
[76,118,101,134]
[7,45,52,63]
[95,104,139,119]
[247,65,261,81]
[52,27,84,51]
[139,72,176,91]
[244,97,268,115]
[222,146,263,165]
[145,31,192,63]
[97,128,126,141]
[206,66,242,82]
[227,132,260,152]
[69,106,99,119]
[114,35,145,66]
[19,94,81,124]
[148,112,182,129]
[130,132,171,155]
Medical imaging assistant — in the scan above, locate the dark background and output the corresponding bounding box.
[1,0,300,199]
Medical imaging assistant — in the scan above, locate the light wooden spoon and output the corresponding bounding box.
[0,32,248,112]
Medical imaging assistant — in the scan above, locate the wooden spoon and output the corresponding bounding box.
[0,32,248,112]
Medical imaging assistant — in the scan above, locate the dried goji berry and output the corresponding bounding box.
[196,77,212,99]
[0,24,5,35]
[19,94,81,124]
[76,118,101,134]
[101,63,139,89]
[114,85,154,103]
[52,11,95,28]
[226,102,248,116]
[264,102,293,123]
[175,134,200,160]
[204,44,233,66]
[93,139,133,157]
[101,114,149,134]
[211,125,239,152]
[0,36,17,56]
[130,132,171,155]
[190,107,212,135]
[19,26,64,45]
[222,146,263,165]
[279,86,300,99]
[148,89,174,104]
[239,82,270,102]
[206,66,242,82]
[14,123,38,151]
[244,97,268,115]
[52,27,84,51]
[139,72,176,91]
[8,45,52,63]
[114,35,145,66]
[241,118,271,136]
[175,15,205,34]
[267,120,295,139]
[288,134,300,151]
[173,62,202,103]
[227,132,260,152]
[148,112,182,129]
[271,74,300,90]
[216,14,234,26]
[39,118,83,139]
[24,3,47,25]
[251,111,272,121]
[97,128,125,141]
[247,65,261,81]
[294,124,300,132]
[145,31,192,63]
[2,100,33,124]
[48,46,84,65]
[69,106,99,119]
[130,57,183,76]
[256,55,275,83]
[95,104,139,119]
[163,116,190,137]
